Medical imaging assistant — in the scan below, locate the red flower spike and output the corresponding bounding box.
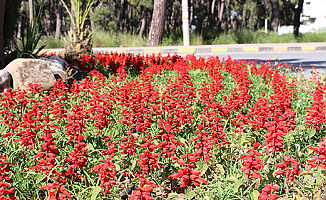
[239,142,264,182]
[259,183,280,200]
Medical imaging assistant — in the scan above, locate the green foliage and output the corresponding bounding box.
[4,0,23,47]
[212,31,237,45]
[299,31,326,42]
[38,35,65,49]
[213,29,326,44]
[38,29,326,48]
[5,14,46,65]
[18,19,46,58]
[1,56,326,199]
[93,29,147,47]
[61,0,95,46]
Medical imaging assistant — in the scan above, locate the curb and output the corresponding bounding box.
[41,44,326,55]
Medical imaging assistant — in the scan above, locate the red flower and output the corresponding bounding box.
[275,156,302,185]
[239,142,264,181]
[259,183,280,200]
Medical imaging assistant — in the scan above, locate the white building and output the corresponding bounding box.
[278,0,326,35]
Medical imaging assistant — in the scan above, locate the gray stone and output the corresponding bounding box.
[5,59,56,91]
[40,56,68,81]
[43,55,68,70]
[0,69,11,93]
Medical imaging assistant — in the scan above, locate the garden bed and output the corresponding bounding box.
[0,53,325,199]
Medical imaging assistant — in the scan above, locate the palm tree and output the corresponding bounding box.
[61,0,94,61]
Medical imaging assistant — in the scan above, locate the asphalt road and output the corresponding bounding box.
[193,51,326,78]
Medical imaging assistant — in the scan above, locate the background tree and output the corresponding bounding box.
[147,0,166,47]
[287,0,304,37]
[0,0,5,69]
[271,0,280,31]
[29,0,33,27]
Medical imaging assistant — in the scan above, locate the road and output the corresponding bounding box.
[192,51,326,78]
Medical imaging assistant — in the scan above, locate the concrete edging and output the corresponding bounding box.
[41,43,326,55]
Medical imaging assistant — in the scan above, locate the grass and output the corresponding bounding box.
[38,29,326,49]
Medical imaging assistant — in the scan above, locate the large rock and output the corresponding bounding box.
[0,69,11,93]
[5,59,56,91]
[40,56,68,81]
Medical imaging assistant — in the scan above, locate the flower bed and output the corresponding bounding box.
[0,53,325,199]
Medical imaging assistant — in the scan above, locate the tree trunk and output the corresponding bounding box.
[62,14,67,36]
[227,0,231,30]
[29,0,33,26]
[166,3,170,36]
[55,0,62,39]
[125,1,130,32]
[0,0,5,69]
[49,0,55,33]
[236,0,245,29]
[271,0,280,31]
[171,5,176,33]
[17,0,25,39]
[147,0,166,47]
[34,0,43,34]
[119,0,125,31]
[287,0,304,37]
[293,0,304,37]
[139,10,146,36]
[218,0,225,26]
[190,0,193,28]
[196,0,205,34]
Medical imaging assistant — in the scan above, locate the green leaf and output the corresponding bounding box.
[234,180,242,194]
[91,186,102,200]
[36,174,46,185]
[227,176,237,182]
[303,186,314,196]
[178,137,187,144]
[308,128,316,138]
[115,163,120,171]
[185,190,196,200]
[167,192,184,200]
[292,187,304,197]
[86,143,95,151]
[216,164,225,174]
[294,194,301,200]
[197,161,209,175]
[251,190,259,200]
[131,159,137,170]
